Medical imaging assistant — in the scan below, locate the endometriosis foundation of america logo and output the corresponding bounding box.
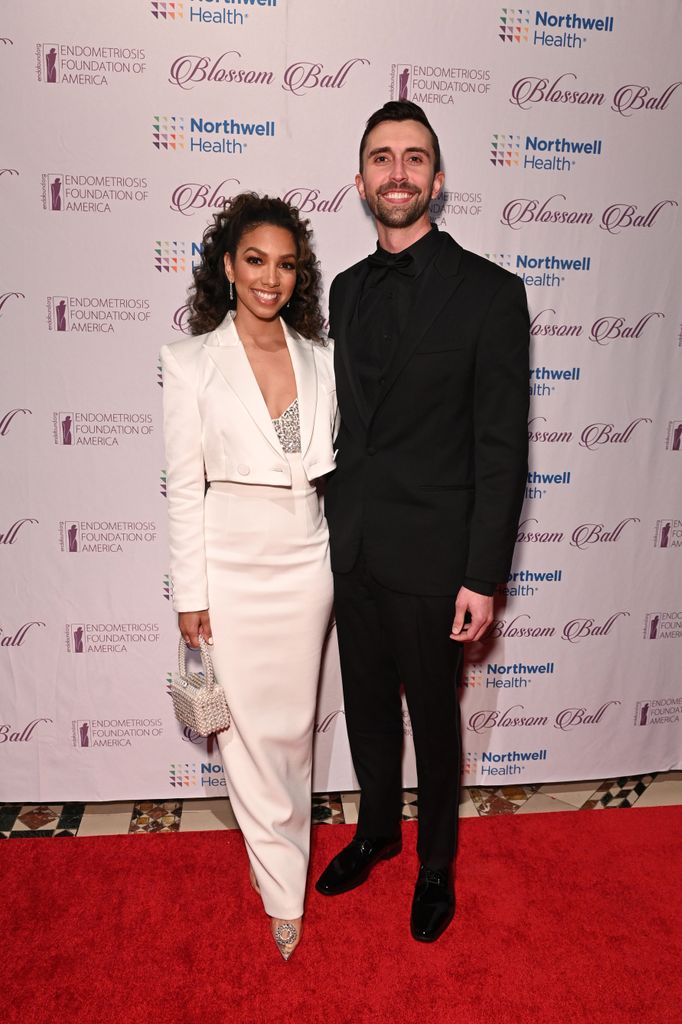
[499,9,531,42]
[153,115,185,150]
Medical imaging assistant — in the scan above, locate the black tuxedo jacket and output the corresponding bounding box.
[324,231,530,596]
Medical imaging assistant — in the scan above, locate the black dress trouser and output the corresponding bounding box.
[333,552,463,870]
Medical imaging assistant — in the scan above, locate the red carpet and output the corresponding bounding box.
[2,807,680,1024]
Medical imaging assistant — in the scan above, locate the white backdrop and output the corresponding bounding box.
[1,0,681,801]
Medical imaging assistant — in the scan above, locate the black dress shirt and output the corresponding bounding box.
[353,225,441,410]
[352,225,494,598]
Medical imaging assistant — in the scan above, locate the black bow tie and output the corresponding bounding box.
[366,248,416,278]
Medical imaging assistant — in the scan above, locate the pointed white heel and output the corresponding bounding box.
[271,917,302,961]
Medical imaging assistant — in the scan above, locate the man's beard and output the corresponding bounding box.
[366,187,432,228]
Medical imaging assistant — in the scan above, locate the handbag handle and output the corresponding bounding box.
[177,635,215,690]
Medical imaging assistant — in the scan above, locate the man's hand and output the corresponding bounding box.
[178,610,213,649]
[450,587,493,643]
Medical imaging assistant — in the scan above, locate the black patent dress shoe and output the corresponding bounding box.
[410,865,455,942]
[315,834,402,896]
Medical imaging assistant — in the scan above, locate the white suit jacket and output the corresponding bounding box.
[160,313,338,612]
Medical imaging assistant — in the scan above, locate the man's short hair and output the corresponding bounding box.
[358,100,441,172]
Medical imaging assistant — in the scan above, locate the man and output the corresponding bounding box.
[317,101,530,942]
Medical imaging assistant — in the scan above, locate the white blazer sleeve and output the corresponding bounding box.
[160,344,209,612]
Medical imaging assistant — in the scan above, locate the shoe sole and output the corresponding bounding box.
[315,843,402,896]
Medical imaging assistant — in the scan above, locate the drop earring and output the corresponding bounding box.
[229,280,234,302]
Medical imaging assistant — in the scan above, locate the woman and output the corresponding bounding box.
[160,194,337,960]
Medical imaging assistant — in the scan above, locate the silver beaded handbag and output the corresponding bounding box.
[170,636,231,736]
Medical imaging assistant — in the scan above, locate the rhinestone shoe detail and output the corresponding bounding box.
[271,919,301,961]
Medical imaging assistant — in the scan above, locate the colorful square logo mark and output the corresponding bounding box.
[154,242,187,273]
[169,763,197,787]
[499,8,531,42]
[462,663,484,687]
[151,2,185,19]
[490,133,521,167]
[152,115,186,151]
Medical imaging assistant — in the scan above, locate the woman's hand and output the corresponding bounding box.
[178,610,213,649]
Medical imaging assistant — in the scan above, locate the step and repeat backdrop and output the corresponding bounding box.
[1,1,681,801]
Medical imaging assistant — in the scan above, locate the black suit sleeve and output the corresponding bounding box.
[465,274,529,585]
[328,274,341,340]
[462,576,497,597]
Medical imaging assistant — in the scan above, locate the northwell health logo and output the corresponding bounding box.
[491,133,603,172]
[498,569,563,598]
[169,762,226,789]
[498,8,615,47]
[464,748,550,779]
[151,0,277,25]
[462,661,556,689]
[485,251,591,288]
[155,114,275,155]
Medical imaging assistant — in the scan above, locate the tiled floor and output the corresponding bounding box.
[1,772,680,838]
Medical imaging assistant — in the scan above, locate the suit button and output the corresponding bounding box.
[367,446,376,456]
[237,464,250,476]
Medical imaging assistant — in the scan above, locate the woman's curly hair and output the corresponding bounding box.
[187,192,325,341]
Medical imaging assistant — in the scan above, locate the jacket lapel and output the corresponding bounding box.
[372,236,465,418]
[203,315,283,457]
[283,321,317,458]
[335,263,371,427]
